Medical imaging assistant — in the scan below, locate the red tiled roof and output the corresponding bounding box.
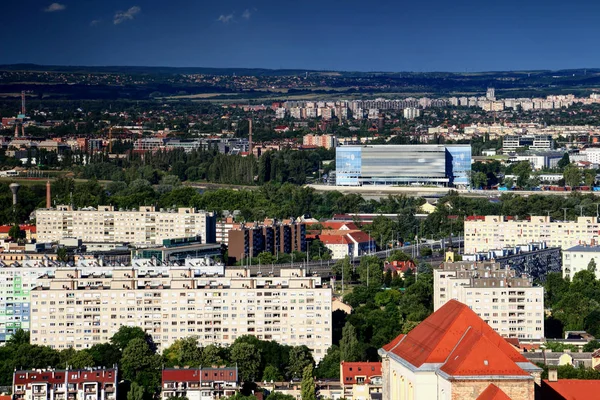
[319,235,351,245]
[321,221,359,230]
[382,334,405,352]
[439,328,529,377]
[347,231,373,243]
[0,224,36,234]
[162,368,238,383]
[543,379,600,399]
[340,362,382,386]
[383,300,530,371]
[0,395,11,400]
[384,260,416,273]
[476,384,511,400]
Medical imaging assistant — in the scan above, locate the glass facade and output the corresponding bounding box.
[335,144,471,187]
[445,145,472,187]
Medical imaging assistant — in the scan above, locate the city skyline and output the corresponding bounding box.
[3,0,600,72]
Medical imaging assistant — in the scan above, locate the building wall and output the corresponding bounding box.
[464,216,600,253]
[562,248,600,280]
[29,268,331,360]
[450,380,534,400]
[434,266,544,339]
[37,206,216,246]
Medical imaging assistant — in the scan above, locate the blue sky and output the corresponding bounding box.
[2,0,599,72]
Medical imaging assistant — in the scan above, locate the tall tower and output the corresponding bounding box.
[10,183,20,206]
[21,91,26,116]
[248,118,253,155]
[46,180,52,209]
[486,88,496,101]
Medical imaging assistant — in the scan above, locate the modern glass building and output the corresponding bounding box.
[336,144,471,187]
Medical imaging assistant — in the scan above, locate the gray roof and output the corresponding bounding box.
[564,245,600,253]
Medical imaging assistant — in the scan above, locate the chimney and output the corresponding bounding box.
[46,181,51,209]
[548,367,558,382]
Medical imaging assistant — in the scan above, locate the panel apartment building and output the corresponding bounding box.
[36,206,217,245]
[29,268,331,360]
[227,219,306,263]
[464,215,600,253]
[434,261,544,339]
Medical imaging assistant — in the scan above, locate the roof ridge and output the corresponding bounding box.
[443,325,472,365]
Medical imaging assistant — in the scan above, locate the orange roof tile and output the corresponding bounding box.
[321,221,359,230]
[319,235,351,245]
[439,329,529,377]
[543,379,600,399]
[476,384,511,400]
[382,334,405,352]
[385,300,530,368]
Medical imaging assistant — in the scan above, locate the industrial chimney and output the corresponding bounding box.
[46,180,51,208]
[9,183,20,206]
[248,119,253,155]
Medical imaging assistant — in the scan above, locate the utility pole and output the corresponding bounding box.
[577,205,585,217]
[562,207,569,222]
[594,203,600,219]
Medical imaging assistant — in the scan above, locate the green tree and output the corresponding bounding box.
[512,161,532,188]
[8,224,24,240]
[111,326,150,352]
[557,153,571,170]
[201,344,226,366]
[88,343,121,368]
[471,171,488,189]
[262,365,284,382]
[126,382,145,400]
[588,258,597,273]
[564,164,582,188]
[120,338,161,392]
[67,350,95,369]
[287,346,314,379]
[333,257,353,284]
[315,345,340,379]
[584,169,597,187]
[583,340,600,352]
[230,342,262,382]
[56,247,69,263]
[162,337,202,367]
[357,256,383,287]
[340,322,361,362]
[300,364,316,400]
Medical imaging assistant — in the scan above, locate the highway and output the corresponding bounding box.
[245,237,463,277]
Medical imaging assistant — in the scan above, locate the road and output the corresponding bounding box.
[245,237,463,277]
[306,184,596,200]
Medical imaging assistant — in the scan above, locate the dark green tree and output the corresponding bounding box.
[300,364,316,400]
[340,322,361,362]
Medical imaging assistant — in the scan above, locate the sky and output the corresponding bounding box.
[1,0,600,72]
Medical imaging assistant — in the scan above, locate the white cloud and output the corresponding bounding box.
[90,19,101,27]
[217,13,234,23]
[44,3,66,12]
[242,9,252,19]
[114,6,141,24]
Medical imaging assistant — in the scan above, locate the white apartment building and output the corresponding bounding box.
[434,261,544,339]
[36,206,216,245]
[562,244,600,280]
[464,215,600,253]
[583,148,600,165]
[29,268,332,360]
[403,107,421,120]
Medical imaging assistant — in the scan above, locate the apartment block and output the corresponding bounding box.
[562,243,600,280]
[340,362,382,400]
[302,134,337,149]
[29,268,331,360]
[464,215,600,253]
[13,368,117,400]
[434,261,544,339]
[161,367,239,400]
[36,206,217,245]
[227,219,306,263]
[0,260,56,342]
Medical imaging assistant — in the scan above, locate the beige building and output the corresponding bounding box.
[36,206,216,245]
[562,244,600,280]
[464,215,600,253]
[29,268,332,360]
[434,261,544,340]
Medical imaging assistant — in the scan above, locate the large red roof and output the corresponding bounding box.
[346,231,373,243]
[542,379,600,399]
[439,329,529,377]
[382,300,531,374]
[476,384,511,400]
[340,362,382,386]
[321,221,359,230]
